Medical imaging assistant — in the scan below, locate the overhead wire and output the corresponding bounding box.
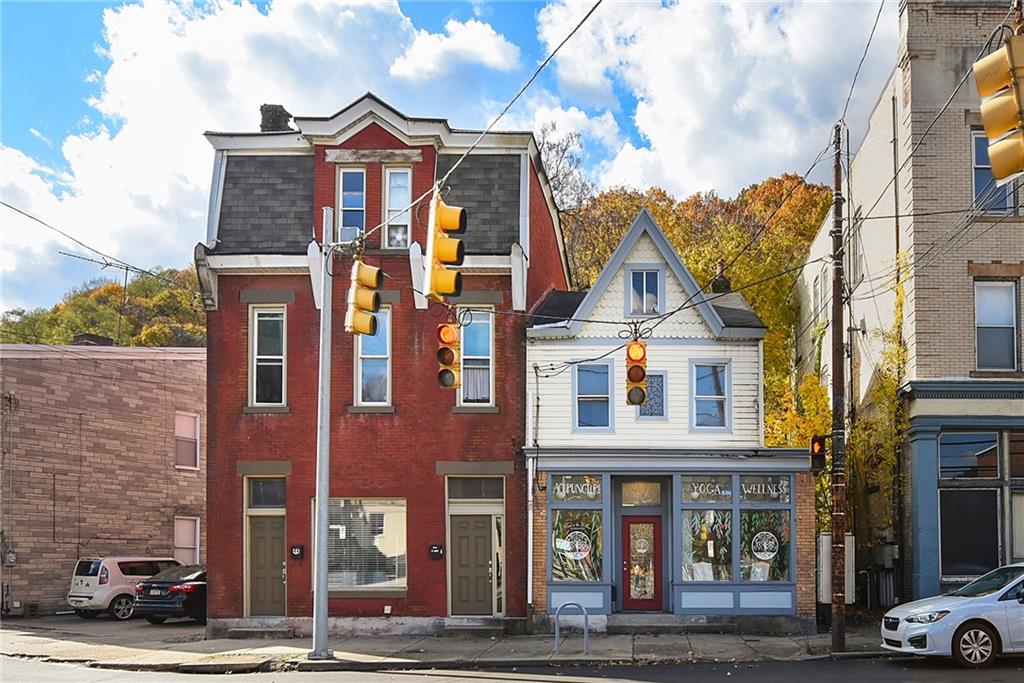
[839,0,887,126]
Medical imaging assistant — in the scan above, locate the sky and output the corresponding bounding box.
[0,0,899,313]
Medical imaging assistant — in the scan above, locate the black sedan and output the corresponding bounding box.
[134,564,206,624]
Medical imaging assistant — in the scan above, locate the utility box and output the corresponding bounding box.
[817,533,855,604]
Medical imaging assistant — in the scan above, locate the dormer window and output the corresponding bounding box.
[628,266,662,316]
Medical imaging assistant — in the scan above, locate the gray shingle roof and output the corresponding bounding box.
[212,155,313,255]
[530,291,587,325]
[435,154,520,255]
[710,292,766,329]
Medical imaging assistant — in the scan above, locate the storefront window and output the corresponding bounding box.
[681,509,732,581]
[622,481,661,506]
[940,488,999,577]
[740,475,790,503]
[739,510,790,581]
[551,509,603,582]
[551,475,603,503]
[326,498,407,591]
[681,475,732,503]
[939,432,999,478]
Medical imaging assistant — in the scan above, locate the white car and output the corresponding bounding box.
[880,563,1024,667]
[67,557,180,620]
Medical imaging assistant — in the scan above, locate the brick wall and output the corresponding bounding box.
[530,479,548,616]
[794,472,816,617]
[0,348,206,615]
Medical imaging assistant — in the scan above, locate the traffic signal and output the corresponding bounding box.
[973,34,1024,181]
[436,323,461,389]
[810,434,828,472]
[343,258,382,335]
[625,340,647,405]
[424,192,466,300]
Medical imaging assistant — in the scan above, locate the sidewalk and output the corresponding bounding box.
[0,616,890,674]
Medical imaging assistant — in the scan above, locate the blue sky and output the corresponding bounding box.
[1,1,898,313]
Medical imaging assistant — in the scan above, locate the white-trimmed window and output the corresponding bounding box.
[460,309,493,405]
[339,168,365,240]
[174,412,200,469]
[629,269,661,315]
[973,130,1015,212]
[356,307,390,405]
[251,306,286,406]
[575,363,611,430]
[326,498,407,591]
[975,281,1018,370]
[384,168,411,249]
[692,362,729,429]
[173,516,200,565]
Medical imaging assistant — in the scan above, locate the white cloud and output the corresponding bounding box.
[28,128,52,146]
[538,0,899,196]
[2,0,522,310]
[390,18,519,80]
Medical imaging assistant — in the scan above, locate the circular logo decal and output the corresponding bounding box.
[563,530,592,561]
[633,538,650,554]
[751,531,779,561]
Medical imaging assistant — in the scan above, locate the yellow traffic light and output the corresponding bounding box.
[810,435,827,456]
[625,340,647,406]
[973,34,1024,180]
[425,192,466,300]
[344,259,382,335]
[436,323,461,388]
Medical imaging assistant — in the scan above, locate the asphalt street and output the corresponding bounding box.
[3,655,1024,683]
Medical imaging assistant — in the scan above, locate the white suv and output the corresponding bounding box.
[68,557,180,620]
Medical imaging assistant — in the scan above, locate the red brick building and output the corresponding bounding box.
[195,95,568,636]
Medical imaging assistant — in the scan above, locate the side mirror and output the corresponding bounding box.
[1018,590,1024,605]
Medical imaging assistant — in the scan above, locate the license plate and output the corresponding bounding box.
[149,589,161,596]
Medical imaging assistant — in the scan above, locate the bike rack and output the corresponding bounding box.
[553,601,589,655]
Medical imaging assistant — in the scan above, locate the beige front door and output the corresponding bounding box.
[450,515,493,615]
[249,515,286,616]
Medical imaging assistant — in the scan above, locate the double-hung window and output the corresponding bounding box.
[251,307,286,406]
[460,309,493,404]
[575,363,611,429]
[356,307,390,405]
[339,169,365,241]
[173,517,200,565]
[692,362,728,429]
[973,131,1015,212]
[628,268,661,316]
[384,168,411,249]
[174,412,200,469]
[975,281,1019,370]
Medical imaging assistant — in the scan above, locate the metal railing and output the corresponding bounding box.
[553,601,590,655]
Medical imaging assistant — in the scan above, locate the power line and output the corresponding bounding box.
[840,0,887,126]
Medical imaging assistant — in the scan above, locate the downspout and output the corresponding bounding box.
[527,363,542,610]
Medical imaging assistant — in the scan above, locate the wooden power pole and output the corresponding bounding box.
[830,123,847,652]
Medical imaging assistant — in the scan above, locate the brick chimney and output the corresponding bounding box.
[260,104,293,132]
[710,258,731,294]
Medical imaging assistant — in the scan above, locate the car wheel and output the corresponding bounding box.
[108,594,135,621]
[953,622,999,668]
[74,609,99,619]
[145,615,167,625]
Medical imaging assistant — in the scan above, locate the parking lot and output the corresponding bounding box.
[1,613,205,648]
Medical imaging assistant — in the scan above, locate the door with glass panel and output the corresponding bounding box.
[622,516,662,610]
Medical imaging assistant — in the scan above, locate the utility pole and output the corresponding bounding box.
[309,241,334,661]
[830,123,847,652]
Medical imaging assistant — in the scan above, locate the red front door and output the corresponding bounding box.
[622,515,662,611]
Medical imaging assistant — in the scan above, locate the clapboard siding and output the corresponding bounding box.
[528,340,762,449]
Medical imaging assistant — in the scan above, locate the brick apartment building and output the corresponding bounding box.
[0,343,206,616]
[195,94,568,635]
[796,0,1024,604]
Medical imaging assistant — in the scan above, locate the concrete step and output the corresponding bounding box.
[226,626,295,639]
[607,614,738,635]
[442,617,505,638]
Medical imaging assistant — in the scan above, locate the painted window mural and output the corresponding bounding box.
[739,510,790,581]
[682,509,732,581]
[551,509,603,582]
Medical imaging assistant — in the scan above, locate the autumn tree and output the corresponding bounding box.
[0,266,205,347]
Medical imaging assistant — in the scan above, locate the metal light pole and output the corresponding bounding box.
[830,123,847,653]
[309,241,334,660]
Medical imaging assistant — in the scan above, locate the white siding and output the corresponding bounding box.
[528,340,763,449]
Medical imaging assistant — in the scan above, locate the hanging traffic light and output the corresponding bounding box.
[973,33,1024,181]
[343,258,382,335]
[424,191,466,301]
[436,323,461,389]
[625,340,647,405]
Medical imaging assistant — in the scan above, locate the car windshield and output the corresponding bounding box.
[74,560,101,576]
[150,564,205,582]
[949,566,1024,597]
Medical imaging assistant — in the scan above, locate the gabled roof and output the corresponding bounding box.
[527,209,766,339]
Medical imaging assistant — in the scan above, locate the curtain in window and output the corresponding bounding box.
[462,359,490,401]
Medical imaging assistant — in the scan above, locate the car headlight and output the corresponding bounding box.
[905,610,950,623]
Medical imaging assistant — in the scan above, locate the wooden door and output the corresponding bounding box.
[249,515,286,616]
[622,515,662,611]
[450,515,493,615]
